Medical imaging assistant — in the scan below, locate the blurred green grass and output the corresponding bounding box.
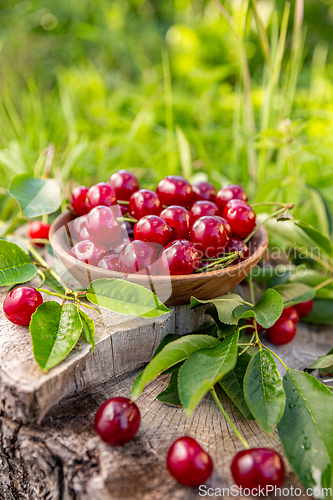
[1,0,333,233]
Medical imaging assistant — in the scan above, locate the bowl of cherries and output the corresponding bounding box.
[49,171,268,306]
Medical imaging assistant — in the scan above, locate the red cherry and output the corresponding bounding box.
[134,215,173,247]
[190,200,221,223]
[86,206,123,245]
[129,189,162,219]
[72,215,87,240]
[124,220,134,238]
[225,237,250,262]
[119,240,158,274]
[159,205,191,240]
[70,239,108,266]
[266,317,296,345]
[231,448,285,490]
[28,221,51,247]
[97,253,119,271]
[167,436,213,487]
[94,397,141,446]
[78,225,90,242]
[156,175,192,207]
[190,216,229,259]
[191,180,216,203]
[158,240,201,275]
[3,286,43,326]
[70,186,90,216]
[281,306,299,325]
[212,216,232,239]
[295,300,314,318]
[86,182,117,210]
[112,237,134,254]
[222,200,256,239]
[109,169,140,201]
[215,184,248,211]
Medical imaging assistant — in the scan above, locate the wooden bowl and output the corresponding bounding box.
[49,211,268,306]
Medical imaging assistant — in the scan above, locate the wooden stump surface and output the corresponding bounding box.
[0,287,332,500]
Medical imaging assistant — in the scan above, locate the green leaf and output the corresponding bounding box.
[43,270,67,295]
[233,289,283,329]
[244,350,285,434]
[205,305,238,337]
[0,240,37,286]
[131,334,220,400]
[79,310,95,351]
[178,330,239,416]
[191,294,245,325]
[319,348,333,377]
[9,174,61,217]
[274,283,316,307]
[258,215,315,251]
[30,302,82,372]
[157,371,181,407]
[304,299,333,325]
[219,352,254,420]
[278,370,333,493]
[306,354,333,371]
[295,221,333,258]
[87,278,170,318]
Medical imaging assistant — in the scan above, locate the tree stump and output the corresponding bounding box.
[0,289,331,500]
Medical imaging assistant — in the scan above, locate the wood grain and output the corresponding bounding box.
[49,211,268,306]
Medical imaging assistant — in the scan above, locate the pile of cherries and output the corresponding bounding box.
[259,299,314,346]
[68,170,257,275]
[94,396,285,490]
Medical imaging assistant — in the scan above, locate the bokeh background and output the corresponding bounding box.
[1,0,333,232]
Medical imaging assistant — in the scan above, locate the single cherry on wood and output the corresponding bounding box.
[109,169,140,201]
[166,436,213,487]
[158,239,201,275]
[70,185,90,216]
[265,317,296,345]
[231,448,285,490]
[134,215,173,247]
[3,286,43,326]
[190,200,221,223]
[222,199,256,239]
[159,205,191,240]
[281,306,299,325]
[28,221,51,247]
[94,397,141,446]
[86,182,117,210]
[215,184,248,211]
[129,189,162,219]
[190,216,230,259]
[156,175,192,207]
[295,300,314,318]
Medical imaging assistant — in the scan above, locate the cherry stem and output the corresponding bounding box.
[243,204,294,244]
[37,288,75,301]
[37,269,46,288]
[27,242,68,291]
[195,252,239,273]
[202,253,235,261]
[238,332,256,356]
[314,277,333,291]
[118,217,137,224]
[210,387,250,450]
[117,200,129,205]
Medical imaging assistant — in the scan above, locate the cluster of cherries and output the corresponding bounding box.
[256,299,314,346]
[68,170,257,275]
[94,396,285,490]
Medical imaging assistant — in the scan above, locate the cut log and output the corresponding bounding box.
[0,288,332,499]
